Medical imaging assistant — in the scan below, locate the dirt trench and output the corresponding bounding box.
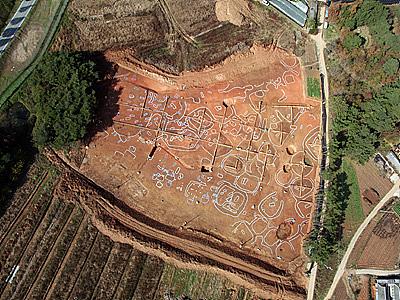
[46,149,307,300]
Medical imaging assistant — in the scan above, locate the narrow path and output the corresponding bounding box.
[307,3,329,298]
[353,269,400,276]
[325,180,400,299]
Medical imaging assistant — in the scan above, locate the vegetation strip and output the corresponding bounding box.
[21,205,81,300]
[27,208,85,300]
[0,170,49,247]
[0,0,69,108]
[64,231,100,300]
[7,203,75,299]
[0,180,58,297]
[42,215,89,300]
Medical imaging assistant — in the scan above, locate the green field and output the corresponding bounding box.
[307,77,321,98]
[393,201,400,217]
[342,159,364,240]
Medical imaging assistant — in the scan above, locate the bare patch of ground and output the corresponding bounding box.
[54,0,307,74]
[10,25,43,64]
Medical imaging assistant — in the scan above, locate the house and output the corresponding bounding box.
[262,0,309,27]
[376,278,400,300]
[386,151,400,174]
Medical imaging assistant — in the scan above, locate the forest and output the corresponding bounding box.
[0,52,98,212]
[308,0,400,266]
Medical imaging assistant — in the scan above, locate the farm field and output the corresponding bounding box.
[347,203,400,270]
[0,162,270,300]
[353,159,392,215]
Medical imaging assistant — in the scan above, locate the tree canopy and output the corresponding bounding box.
[383,58,399,76]
[331,81,400,164]
[20,52,98,149]
[343,32,364,51]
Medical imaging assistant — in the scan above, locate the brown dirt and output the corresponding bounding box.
[354,159,392,215]
[48,153,307,300]
[215,0,247,26]
[45,45,320,299]
[348,211,400,270]
[83,45,320,265]
[54,0,307,74]
[356,275,371,300]
[362,188,380,206]
[331,275,349,300]
[10,25,43,64]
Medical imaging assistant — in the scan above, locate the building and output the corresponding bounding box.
[262,0,309,27]
[386,151,400,174]
[376,278,400,300]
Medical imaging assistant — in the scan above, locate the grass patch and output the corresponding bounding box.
[342,159,364,240]
[0,0,69,108]
[393,201,400,217]
[325,23,340,42]
[307,76,321,98]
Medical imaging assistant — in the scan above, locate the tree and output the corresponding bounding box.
[383,58,399,76]
[343,32,364,51]
[19,52,98,148]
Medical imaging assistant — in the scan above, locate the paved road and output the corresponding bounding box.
[0,0,38,56]
[325,180,400,299]
[354,269,400,276]
[307,263,318,300]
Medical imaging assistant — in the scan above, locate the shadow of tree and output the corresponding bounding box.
[81,51,122,144]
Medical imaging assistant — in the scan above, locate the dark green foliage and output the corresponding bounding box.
[0,0,16,31]
[331,82,400,164]
[307,82,400,265]
[0,103,34,210]
[307,170,351,265]
[20,52,98,149]
[342,32,364,51]
[339,0,400,51]
[338,6,356,30]
[383,58,399,75]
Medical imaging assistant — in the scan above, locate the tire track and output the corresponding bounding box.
[158,0,197,46]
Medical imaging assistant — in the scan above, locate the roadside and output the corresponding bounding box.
[306,2,329,298]
[0,0,69,108]
[325,180,400,299]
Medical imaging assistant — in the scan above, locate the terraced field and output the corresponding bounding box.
[0,162,264,300]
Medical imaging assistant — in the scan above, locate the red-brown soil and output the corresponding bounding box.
[354,159,392,215]
[61,46,320,299]
[348,211,400,270]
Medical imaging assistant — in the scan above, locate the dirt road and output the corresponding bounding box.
[325,180,400,299]
[354,269,400,276]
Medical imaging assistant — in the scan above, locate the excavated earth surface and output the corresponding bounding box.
[53,0,307,74]
[54,45,322,300]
